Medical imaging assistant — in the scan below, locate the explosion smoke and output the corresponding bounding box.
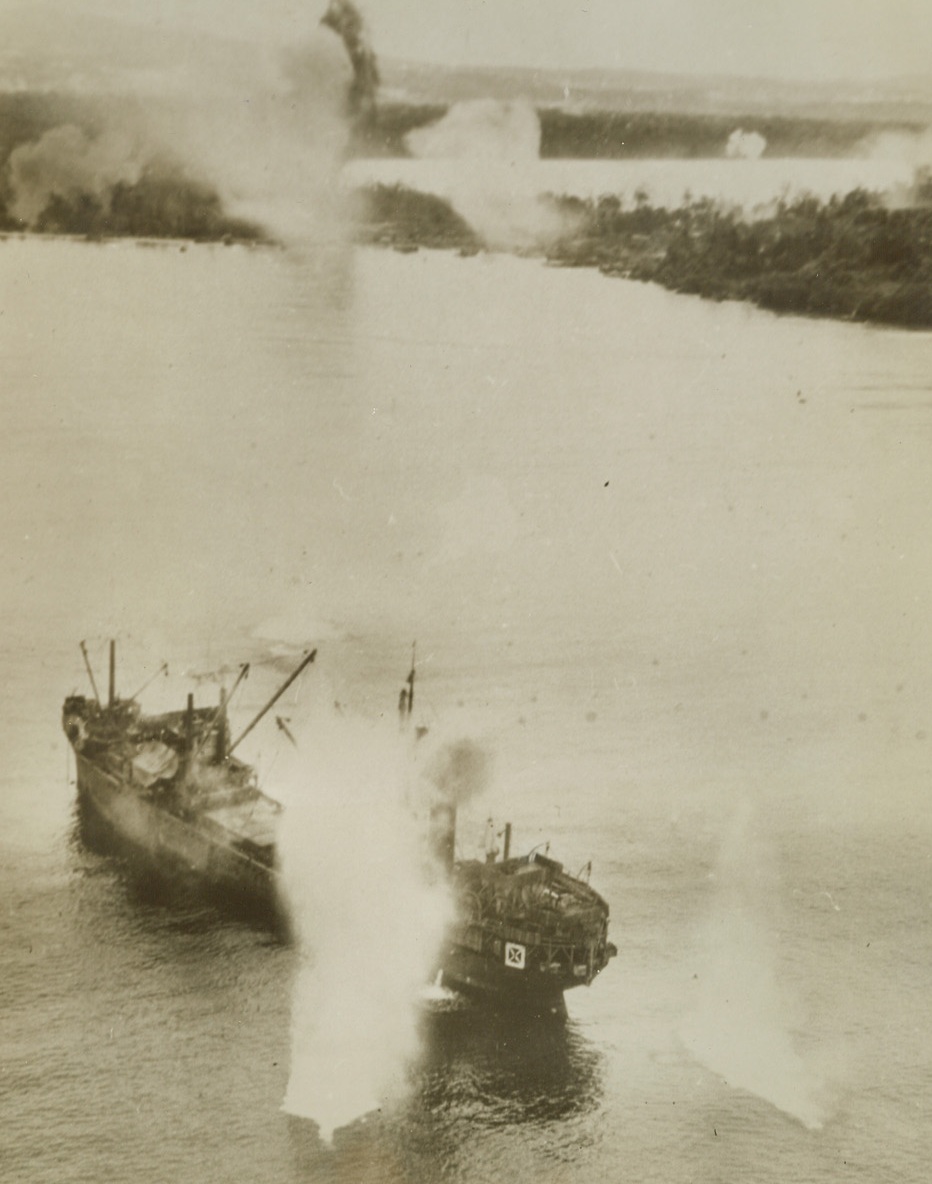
[320,0,380,124]
[406,99,541,162]
[8,124,145,227]
[423,737,492,808]
[2,2,380,243]
[858,126,932,207]
[404,99,578,252]
[725,128,767,160]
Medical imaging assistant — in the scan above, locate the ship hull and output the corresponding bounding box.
[74,751,613,1010]
[438,942,570,1017]
[75,753,282,924]
[63,663,614,1011]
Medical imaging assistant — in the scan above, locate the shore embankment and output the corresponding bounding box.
[355,182,932,329]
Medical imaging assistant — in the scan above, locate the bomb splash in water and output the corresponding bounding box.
[681,806,827,1129]
[276,707,463,1143]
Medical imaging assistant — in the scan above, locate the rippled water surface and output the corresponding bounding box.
[3,220,932,1182]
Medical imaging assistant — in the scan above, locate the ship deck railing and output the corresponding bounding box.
[455,921,608,980]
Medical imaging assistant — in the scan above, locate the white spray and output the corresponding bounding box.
[725,128,767,160]
[275,705,458,1143]
[858,126,932,207]
[681,804,826,1129]
[405,98,579,251]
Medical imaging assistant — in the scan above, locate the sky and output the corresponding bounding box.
[18,0,932,82]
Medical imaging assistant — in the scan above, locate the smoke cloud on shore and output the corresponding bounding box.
[857,125,932,206]
[725,128,767,160]
[3,2,379,243]
[405,98,581,251]
[8,123,146,226]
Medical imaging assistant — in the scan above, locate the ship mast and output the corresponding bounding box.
[188,662,250,765]
[398,642,416,727]
[79,641,101,707]
[227,649,317,756]
[129,662,168,701]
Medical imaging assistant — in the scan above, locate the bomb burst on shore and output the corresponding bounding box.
[0,1,379,241]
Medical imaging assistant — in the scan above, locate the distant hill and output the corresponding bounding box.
[1,0,932,127]
[378,58,932,126]
[0,5,266,97]
[1,7,929,175]
[0,4,930,126]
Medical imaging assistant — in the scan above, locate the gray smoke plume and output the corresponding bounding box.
[406,98,540,162]
[423,738,493,807]
[319,0,379,125]
[857,126,932,208]
[3,2,380,241]
[8,124,145,226]
[725,128,767,160]
[403,99,580,251]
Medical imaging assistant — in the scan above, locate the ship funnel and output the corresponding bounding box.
[428,801,456,873]
[215,686,229,763]
[184,692,196,777]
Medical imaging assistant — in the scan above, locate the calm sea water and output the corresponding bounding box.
[3,176,932,1182]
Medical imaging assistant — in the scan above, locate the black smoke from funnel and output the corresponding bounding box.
[423,738,492,807]
[320,0,379,126]
[421,738,493,875]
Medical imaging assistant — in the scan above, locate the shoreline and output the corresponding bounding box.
[7,180,932,332]
[353,182,932,330]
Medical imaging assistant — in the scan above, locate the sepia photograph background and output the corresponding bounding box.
[2,2,932,1181]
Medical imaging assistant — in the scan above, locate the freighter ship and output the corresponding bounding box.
[63,642,615,1014]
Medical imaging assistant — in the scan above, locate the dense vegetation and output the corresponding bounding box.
[355,182,480,251]
[356,183,932,329]
[4,87,931,327]
[554,189,932,326]
[537,110,909,160]
[20,167,264,242]
[358,101,920,160]
[0,92,265,241]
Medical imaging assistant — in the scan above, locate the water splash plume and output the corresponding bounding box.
[681,805,827,1129]
[276,709,453,1143]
